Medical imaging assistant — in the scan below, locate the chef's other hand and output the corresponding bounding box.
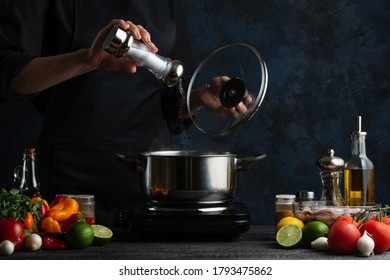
[190,76,253,118]
[87,19,158,74]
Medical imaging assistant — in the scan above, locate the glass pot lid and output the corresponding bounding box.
[186,43,268,136]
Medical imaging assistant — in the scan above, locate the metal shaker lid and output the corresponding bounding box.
[316,149,345,172]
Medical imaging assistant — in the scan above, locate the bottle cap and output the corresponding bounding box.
[317,149,345,172]
[295,190,316,201]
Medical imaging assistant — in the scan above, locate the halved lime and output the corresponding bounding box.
[276,224,302,248]
[91,224,113,246]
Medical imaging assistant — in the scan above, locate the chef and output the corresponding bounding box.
[0,0,250,229]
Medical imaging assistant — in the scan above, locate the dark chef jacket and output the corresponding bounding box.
[0,0,193,228]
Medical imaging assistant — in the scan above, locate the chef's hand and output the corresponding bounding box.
[88,19,158,73]
[189,76,253,118]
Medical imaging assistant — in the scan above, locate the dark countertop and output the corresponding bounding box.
[2,226,389,260]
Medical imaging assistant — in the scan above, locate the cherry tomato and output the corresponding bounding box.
[0,219,25,250]
[327,219,361,254]
[359,219,390,254]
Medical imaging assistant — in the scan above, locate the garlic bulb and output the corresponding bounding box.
[357,230,375,257]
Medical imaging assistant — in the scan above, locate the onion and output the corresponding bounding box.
[357,230,375,257]
[24,233,42,251]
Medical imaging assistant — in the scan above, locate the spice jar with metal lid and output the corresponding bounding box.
[295,190,316,202]
[317,149,344,206]
[275,194,296,226]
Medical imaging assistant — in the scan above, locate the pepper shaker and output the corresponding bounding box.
[317,149,345,206]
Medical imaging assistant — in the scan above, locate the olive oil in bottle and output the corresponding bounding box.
[344,116,374,206]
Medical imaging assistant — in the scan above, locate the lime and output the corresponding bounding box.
[302,221,329,247]
[91,224,113,246]
[275,216,304,232]
[275,224,302,248]
[65,222,95,249]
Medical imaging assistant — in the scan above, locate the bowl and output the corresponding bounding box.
[293,201,381,226]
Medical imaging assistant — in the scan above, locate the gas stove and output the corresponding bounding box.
[114,202,251,240]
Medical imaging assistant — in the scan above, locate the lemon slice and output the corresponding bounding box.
[276,224,302,248]
[91,224,113,246]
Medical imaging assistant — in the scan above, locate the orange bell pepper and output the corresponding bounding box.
[46,198,79,222]
[40,217,61,233]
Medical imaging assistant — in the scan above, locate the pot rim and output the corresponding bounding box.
[140,150,236,157]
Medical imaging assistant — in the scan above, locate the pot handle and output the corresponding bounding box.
[236,153,267,170]
[114,153,146,172]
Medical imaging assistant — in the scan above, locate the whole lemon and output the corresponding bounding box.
[275,216,304,232]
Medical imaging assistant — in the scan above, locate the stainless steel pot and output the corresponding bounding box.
[116,151,266,208]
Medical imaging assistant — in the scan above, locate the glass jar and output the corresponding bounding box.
[275,194,296,226]
[63,194,95,218]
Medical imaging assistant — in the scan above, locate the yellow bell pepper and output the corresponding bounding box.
[40,217,61,233]
[46,197,79,222]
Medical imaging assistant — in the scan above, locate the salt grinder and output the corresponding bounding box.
[103,24,184,87]
[317,149,345,206]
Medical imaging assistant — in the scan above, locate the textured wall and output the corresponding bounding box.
[0,0,389,225]
[180,0,390,224]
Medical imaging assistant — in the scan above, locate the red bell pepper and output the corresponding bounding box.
[41,236,69,250]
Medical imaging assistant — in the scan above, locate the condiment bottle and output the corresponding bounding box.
[317,149,344,206]
[14,148,40,198]
[275,194,296,226]
[344,116,375,206]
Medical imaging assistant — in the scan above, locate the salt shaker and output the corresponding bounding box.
[317,149,345,206]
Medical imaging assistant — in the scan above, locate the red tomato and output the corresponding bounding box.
[327,220,361,254]
[359,219,390,254]
[334,216,359,227]
[371,216,390,225]
[0,219,25,250]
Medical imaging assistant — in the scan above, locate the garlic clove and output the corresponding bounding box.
[311,236,329,251]
[357,230,375,257]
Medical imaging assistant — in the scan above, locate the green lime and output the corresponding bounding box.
[275,224,302,248]
[65,222,95,249]
[302,221,329,247]
[91,224,113,246]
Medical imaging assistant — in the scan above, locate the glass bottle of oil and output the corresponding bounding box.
[14,148,41,198]
[344,116,374,206]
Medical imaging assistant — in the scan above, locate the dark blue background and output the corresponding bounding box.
[1,0,389,225]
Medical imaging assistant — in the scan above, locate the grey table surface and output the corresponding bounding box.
[2,226,389,260]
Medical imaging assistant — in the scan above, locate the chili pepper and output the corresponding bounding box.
[61,213,85,232]
[40,217,61,233]
[23,212,34,231]
[85,217,95,225]
[49,194,66,208]
[41,236,69,250]
[46,198,79,222]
